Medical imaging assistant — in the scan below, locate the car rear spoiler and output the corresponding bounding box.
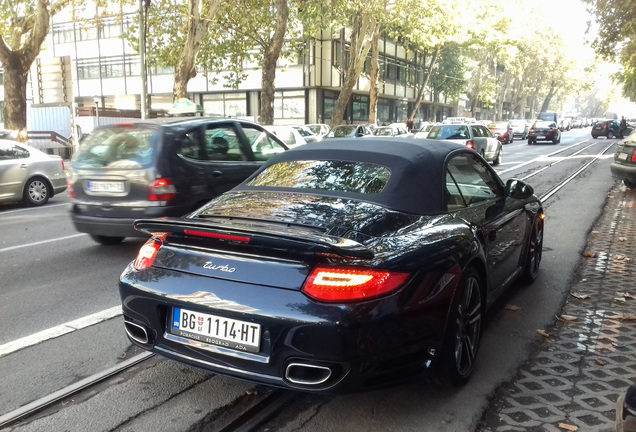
[133,218,374,260]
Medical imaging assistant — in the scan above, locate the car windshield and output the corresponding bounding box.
[488,122,507,129]
[247,160,390,194]
[307,125,322,134]
[327,126,357,137]
[374,128,394,136]
[510,121,524,127]
[73,125,159,169]
[294,127,313,137]
[533,121,553,128]
[427,125,469,140]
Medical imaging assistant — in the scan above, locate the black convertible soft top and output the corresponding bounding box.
[233,138,479,215]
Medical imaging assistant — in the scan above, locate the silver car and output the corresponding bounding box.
[426,123,503,165]
[0,139,68,206]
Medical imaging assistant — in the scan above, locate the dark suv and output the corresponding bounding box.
[591,119,634,139]
[68,117,287,244]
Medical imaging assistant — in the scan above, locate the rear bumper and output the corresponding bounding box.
[119,265,448,394]
[69,201,194,238]
[611,162,636,182]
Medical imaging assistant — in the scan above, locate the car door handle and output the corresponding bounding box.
[211,171,223,177]
[20,164,29,168]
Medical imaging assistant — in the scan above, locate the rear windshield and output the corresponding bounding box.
[427,125,469,140]
[327,126,357,137]
[73,125,159,169]
[247,160,390,194]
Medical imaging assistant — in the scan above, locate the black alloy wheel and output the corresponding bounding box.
[522,216,543,283]
[441,267,483,385]
[23,177,50,206]
[90,235,126,245]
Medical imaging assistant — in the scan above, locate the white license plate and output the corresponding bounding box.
[619,153,629,161]
[171,308,261,353]
[87,181,125,193]
[536,135,545,140]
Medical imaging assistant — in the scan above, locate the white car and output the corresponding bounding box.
[509,119,529,139]
[263,125,307,148]
[426,123,502,165]
[305,123,331,139]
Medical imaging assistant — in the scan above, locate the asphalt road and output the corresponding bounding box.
[0,126,621,431]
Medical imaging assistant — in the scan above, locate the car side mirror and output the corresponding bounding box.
[505,178,534,199]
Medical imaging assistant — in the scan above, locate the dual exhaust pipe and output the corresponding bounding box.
[124,319,336,387]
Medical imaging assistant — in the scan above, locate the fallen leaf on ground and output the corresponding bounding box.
[557,315,578,322]
[558,422,578,431]
[619,237,628,242]
[608,314,636,321]
[571,293,590,300]
[583,252,597,258]
[592,231,600,235]
[617,292,636,299]
[504,304,520,311]
[615,255,626,260]
[594,359,606,366]
[580,278,587,283]
[614,297,627,303]
[537,329,550,338]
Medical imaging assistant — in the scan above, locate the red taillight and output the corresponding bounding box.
[466,140,475,149]
[133,238,162,270]
[184,229,250,242]
[149,177,177,201]
[61,159,65,170]
[632,150,636,163]
[67,179,76,198]
[302,266,410,302]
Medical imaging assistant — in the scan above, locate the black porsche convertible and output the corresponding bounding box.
[119,138,544,393]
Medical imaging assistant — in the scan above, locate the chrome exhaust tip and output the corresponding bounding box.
[124,320,151,345]
[285,362,332,385]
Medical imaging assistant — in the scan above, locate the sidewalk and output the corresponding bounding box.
[477,183,636,432]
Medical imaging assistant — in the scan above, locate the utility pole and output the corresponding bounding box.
[139,0,148,119]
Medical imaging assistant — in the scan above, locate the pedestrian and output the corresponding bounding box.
[619,116,627,139]
[406,118,414,132]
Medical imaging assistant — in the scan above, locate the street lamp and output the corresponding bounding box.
[93,96,100,127]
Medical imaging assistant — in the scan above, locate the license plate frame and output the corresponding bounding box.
[170,307,261,353]
[86,181,125,193]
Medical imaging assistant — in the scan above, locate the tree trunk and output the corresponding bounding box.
[329,12,378,128]
[173,0,221,101]
[258,0,289,125]
[0,0,55,133]
[409,45,440,122]
[2,59,29,133]
[368,29,380,125]
[539,82,557,113]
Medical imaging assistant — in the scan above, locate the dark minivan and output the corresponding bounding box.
[68,117,287,244]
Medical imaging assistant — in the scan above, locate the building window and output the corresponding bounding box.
[352,94,369,123]
[274,90,304,120]
[202,93,247,118]
[53,27,74,44]
[323,91,338,123]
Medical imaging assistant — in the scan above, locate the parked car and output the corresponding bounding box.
[591,119,634,139]
[372,125,412,138]
[305,123,331,138]
[487,121,514,144]
[413,122,436,139]
[611,130,636,189]
[558,118,571,132]
[0,139,67,206]
[68,117,287,245]
[263,125,307,147]
[324,124,374,138]
[119,138,543,393]
[291,125,321,143]
[528,121,561,144]
[509,119,529,139]
[426,123,503,165]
